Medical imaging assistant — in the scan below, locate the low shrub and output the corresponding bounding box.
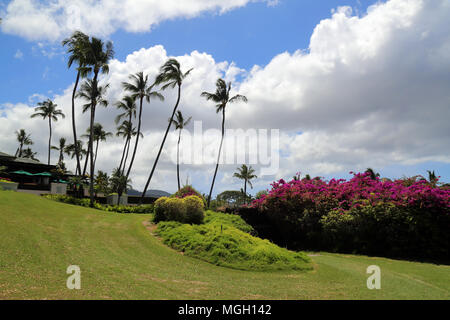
[156,219,312,271]
[204,210,255,235]
[43,194,154,214]
[184,195,205,224]
[153,195,205,224]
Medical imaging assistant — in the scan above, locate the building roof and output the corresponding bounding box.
[0,151,15,159]
[13,157,42,165]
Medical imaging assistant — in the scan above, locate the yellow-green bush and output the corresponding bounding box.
[183,195,204,224]
[154,195,205,224]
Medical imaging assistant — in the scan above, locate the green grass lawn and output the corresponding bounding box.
[0,191,449,299]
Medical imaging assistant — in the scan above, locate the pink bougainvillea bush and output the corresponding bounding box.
[247,172,450,262]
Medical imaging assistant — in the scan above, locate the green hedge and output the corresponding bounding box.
[156,219,312,271]
[154,195,205,224]
[42,194,154,214]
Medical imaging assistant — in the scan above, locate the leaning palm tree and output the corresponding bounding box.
[82,36,114,207]
[77,79,109,177]
[233,164,257,201]
[170,111,192,191]
[62,31,91,175]
[201,78,248,207]
[82,123,112,169]
[116,120,141,175]
[30,99,65,165]
[15,129,33,157]
[141,59,193,202]
[51,137,67,165]
[122,72,164,181]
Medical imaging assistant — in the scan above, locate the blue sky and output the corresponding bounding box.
[1,0,449,194]
[0,0,376,104]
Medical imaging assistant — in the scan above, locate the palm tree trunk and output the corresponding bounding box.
[140,85,181,204]
[72,70,82,176]
[82,142,91,176]
[122,137,131,176]
[207,107,226,208]
[177,129,181,191]
[94,138,99,169]
[125,96,143,180]
[88,73,99,207]
[118,138,128,173]
[48,118,52,165]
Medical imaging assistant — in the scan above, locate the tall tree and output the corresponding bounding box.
[62,31,91,176]
[141,59,192,203]
[15,129,33,157]
[82,36,114,207]
[233,164,257,201]
[116,120,141,175]
[115,95,137,173]
[170,111,192,191]
[365,168,380,180]
[30,99,65,165]
[201,78,247,207]
[76,79,109,177]
[51,137,67,165]
[82,123,112,169]
[122,72,164,181]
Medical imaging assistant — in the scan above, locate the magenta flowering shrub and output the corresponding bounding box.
[247,172,450,261]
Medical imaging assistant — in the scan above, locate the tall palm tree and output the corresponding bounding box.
[82,123,112,169]
[170,111,192,191]
[15,129,33,157]
[116,120,141,175]
[233,164,257,201]
[141,59,193,202]
[79,36,113,207]
[51,137,67,165]
[76,79,109,177]
[62,31,91,176]
[201,78,248,207]
[30,99,65,165]
[122,72,164,181]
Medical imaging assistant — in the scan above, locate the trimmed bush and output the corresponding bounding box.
[163,197,187,222]
[156,219,312,271]
[154,196,169,223]
[184,195,205,224]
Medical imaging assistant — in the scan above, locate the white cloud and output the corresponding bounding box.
[1,0,450,195]
[0,0,275,41]
[13,49,23,59]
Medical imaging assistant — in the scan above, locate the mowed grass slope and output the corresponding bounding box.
[0,191,449,300]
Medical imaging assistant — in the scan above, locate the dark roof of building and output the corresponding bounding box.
[0,151,15,158]
[13,157,42,165]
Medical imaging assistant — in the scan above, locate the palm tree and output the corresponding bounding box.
[116,120,141,175]
[82,36,114,207]
[30,99,65,165]
[15,129,33,157]
[233,164,257,200]
[141,59,193,203]
[51,137,67,165]
[22,148,38,161]
[170,111,192,190]
[201,78,248,207]
[122,72,164,181]
[64,140,87,174]
[365,168,380,180]
[82,123,112,169]
[94,170,110,197]
[110,167,132,204]
[62,31,91,176]
[76,79,109,177]
[427,170,439,187]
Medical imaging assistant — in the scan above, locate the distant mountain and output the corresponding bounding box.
[127,189,171,198]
